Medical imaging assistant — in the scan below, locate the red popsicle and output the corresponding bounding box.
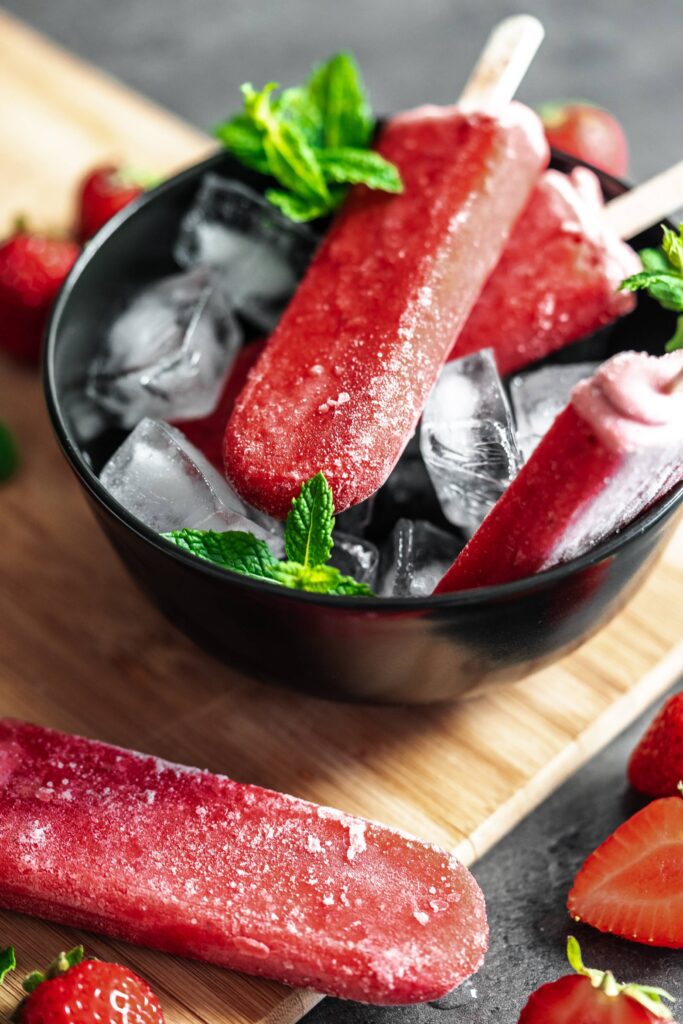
[0,719,488,1004]
[435,350,683,593]
[451,167,641,375]
[224,19,549,518]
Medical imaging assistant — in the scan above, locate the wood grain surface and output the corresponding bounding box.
[0,11,681,1024]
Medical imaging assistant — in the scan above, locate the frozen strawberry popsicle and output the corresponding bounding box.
[0,719,488,1004]
[451,167,641,375]
[435,350,683,593]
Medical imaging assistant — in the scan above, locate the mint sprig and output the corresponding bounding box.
[213,52,403,222]
[163,472,373,597]
[621,224,683,351]
[0,947,15,986]
[0,421,18,482]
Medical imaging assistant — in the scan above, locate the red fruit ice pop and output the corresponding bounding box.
[224,17,549,518]
[0,719,488,1004]
[435,350,683,593]
[452,167,641,375]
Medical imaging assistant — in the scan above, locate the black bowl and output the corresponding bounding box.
[44,149,683,704]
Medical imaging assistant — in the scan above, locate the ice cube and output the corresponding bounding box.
[87,267,242,429]
[420,350,523,535]
[175,176,317,332]
[330,533,380,589]
[510,362,600,459]
[100,418,281,550]
[379,519,464,598]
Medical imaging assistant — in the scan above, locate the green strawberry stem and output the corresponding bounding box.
[566,937,675,1018]
[22,947,85,994]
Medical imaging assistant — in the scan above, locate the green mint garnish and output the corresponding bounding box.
[163,472,373,597]
[0,421,18,482]
[213,52,403,222]
[621,224,683,351]
[0,947,15,986]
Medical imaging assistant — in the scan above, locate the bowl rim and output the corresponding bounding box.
[44,149,683,613]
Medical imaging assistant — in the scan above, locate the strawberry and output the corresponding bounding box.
[539,100,628,177]
[568,786,683,948]
[5,946,164,1024]
[628,693,683,797]
[76,166,147,241]
[518,937,676,1022]
[0,233,80,363]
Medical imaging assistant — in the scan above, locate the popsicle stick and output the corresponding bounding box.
[458,15,545,115]
[605,158,683,239]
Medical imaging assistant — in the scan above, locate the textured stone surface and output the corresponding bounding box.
[304,685,682,1022]
[7,2,682,1019]
[6,0,683,181]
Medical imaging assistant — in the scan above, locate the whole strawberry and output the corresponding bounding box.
[8,946,164,1024]
[628,692,683,797]
[518,937,676,1022]
[0,232,80,363]
[76,166,147,240]
[539,100,628,177]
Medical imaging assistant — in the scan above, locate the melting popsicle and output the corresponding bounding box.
[0,719,488,1004]
[224,18,549,518]
[434,350,683,593]
[451,167,641,374]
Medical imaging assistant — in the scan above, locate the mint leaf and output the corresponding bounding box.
[318,148,403,192]
[243,82,329,202]
[265,187,344,222]
[269,562,372,595]
[666,314,683,352]
[621,270,683,311]
[285,471,335,566]
[0,421,18,482]
[163,529,277,579]
[213,115,270,176]
[214,53,401,223]
[306,52,373,150]
[621,225,683,350]
[277,87,325,148]
[0,947,15,986]
[662,225,683,272]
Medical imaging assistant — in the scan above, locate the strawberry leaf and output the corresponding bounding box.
[0,421,18,482]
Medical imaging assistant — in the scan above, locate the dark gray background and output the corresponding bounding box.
[6,0,682,1020]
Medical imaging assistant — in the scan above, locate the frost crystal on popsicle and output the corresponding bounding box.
[0,720,488,1004]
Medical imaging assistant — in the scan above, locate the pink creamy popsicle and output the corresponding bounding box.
[451,167,641,375]
[0,719,488,1004]
[435,350,683,592]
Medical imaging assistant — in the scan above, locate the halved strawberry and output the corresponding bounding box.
[629,693,683,797]
[568,787,683,948]
[518,938,676,1022]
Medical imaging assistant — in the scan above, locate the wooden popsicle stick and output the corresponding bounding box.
[458,15,545,114]
[605,158,683,239]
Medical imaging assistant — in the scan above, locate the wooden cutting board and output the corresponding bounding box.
[0,11,681,1024]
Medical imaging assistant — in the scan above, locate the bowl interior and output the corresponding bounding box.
[46,148,683,610]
